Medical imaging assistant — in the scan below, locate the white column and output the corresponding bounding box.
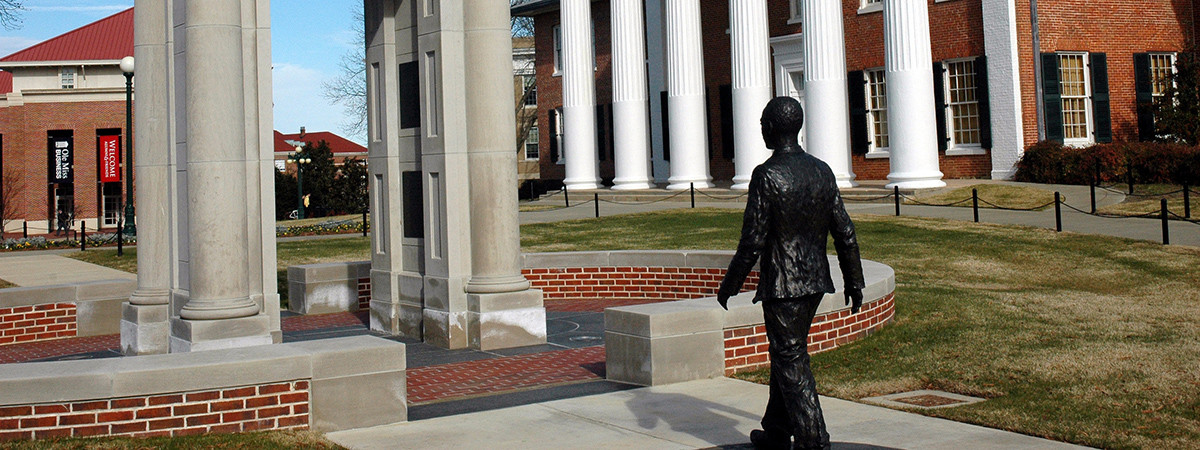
[802,0,856,188]
[665,0,712,190]
[610,0,653,190]
[561,0,601,190]
[462,0,546,350]
[729,0,773,190]
[883,0,945,189]
[982,0,1024,180]
[122,0,171,355]
[178,0,259,322]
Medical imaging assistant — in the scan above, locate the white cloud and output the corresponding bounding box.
[271,62,347,138]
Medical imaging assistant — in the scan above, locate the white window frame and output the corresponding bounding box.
[553,25,562,76]
[60,68,76,89]
[522,75,537,106]
[553,107,565,164]
[102,186,120,227]
[1057,52,1093,147]
[1149,52,1177,98]
[858,0,882,15]
[864,68,890,158]
[788,0,803,24]
[942,59,986,156]
[525,126,540,160]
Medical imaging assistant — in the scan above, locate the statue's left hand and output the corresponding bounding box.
[716,292,729,311]
[846,288,863,314]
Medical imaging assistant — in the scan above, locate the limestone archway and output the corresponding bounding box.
[122,0,545,355]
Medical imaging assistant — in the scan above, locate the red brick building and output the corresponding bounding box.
[514,0,1196,188]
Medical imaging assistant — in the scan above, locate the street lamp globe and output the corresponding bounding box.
[120,56,135,74]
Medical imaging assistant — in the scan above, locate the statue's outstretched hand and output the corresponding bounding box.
[717,292,729,311]
[846,288,863,314]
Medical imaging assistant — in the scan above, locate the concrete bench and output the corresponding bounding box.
[605,257,895,386]
[0,279,135,346]
[287,261,371,315]
[0,335,406,439]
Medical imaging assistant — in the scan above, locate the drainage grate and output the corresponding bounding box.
[862,389,985,410]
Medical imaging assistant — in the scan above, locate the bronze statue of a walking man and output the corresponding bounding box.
[717,97,865,450]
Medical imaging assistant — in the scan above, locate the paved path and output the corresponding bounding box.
[327,377,1088,450]
[0,254,134,287]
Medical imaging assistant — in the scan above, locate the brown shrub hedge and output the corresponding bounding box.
[1014,141,1200,186]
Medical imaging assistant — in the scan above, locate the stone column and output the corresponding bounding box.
[610,0,654,190]
[171,0,271,351]
[883,0,945,189]
[122,0,171,356]
[729,0,773,190]
[982,0,1024,180]
[462,0,546,350]
[665,0,712,190]
[561,0,601,190]
[802,0,856,188]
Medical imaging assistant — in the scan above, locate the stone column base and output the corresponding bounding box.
[120,303,170,356]
[369,298,423,339]
[169,315,272,353]
[467,289,547,351]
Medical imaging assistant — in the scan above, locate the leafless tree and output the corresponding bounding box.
[1,167,23,233]
[0,0,24,31]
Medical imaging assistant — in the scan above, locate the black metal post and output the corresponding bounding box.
[972,188,979,223]
[564,187,570,207]
[1090,183,1096,214]
[362,210,368,237]
[116,215,124,256]
[122,71,136,236]
[1054,192,1062,232]
[690,183,695,208]
[81,223,86,251]
[1184,184,1191,219]
[1161,198,1170,245]
[894,186,901,216]
[296,161,306,220]
[1127,161,1135,195]
[22,221,27,239]
[594,193,600,218]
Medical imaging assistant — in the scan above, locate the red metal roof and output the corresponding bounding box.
[1,8,133,63]
[0,71,11,94]
[275,131,367,155]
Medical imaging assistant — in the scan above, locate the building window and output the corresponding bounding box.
[1149,53,1176,97]
[522,75,537,106]
[60,68,76,89]
[865,68,889,154]
[102,183,120,227]
[859,0,882,14]
[553,107,565,164]
[1058,53,1091,144]
[525,126,540,160]
[553,25,562,75]
[788,0,802,24]
[944,60,981,148]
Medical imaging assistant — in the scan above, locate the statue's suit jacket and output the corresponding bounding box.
[720,149,865,303]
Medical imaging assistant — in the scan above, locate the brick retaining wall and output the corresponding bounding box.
[0,303,77,346]
[521,267,759,301]
[0,381,309,441]
[723,293,895,376]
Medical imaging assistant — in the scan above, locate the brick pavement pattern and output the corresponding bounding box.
[406,346,606,405]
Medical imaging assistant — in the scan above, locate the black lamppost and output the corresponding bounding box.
[120,56,136,236]
[286,146,311,219]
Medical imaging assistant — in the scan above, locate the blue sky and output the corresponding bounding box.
[1,0,365,144]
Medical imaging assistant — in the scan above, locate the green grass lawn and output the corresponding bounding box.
[0,429,342,449]
[909,183,1056,210]
[61,208,1200,448]
[0,278,13,289]
[1100,184,1197,219]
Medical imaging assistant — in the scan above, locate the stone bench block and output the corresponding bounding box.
[605,301,725,386]
[288,261,371,315]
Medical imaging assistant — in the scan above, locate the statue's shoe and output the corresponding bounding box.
[750,429,790,450]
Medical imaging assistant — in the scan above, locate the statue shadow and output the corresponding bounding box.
[703,444,899,450]
[622,390,759,448]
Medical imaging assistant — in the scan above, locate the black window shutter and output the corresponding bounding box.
[548,109,559,162]
[1041,53,1064,143]
[847,70,869,155]
[398,61,420,129]
[707,86,716,160]
[974,55,992,149]
[596,104,606,161]
[1090,52,1112,143]
[932,61,948,151]
[661,91,671,161]
[719,84,734,160]
[1133,53,1155,141]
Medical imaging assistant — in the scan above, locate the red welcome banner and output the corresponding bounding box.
[99,135,120,182]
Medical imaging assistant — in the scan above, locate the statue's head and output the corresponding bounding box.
[760,96,804,150]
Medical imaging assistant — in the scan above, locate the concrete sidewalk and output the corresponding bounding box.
[327,377,1087,450]
[0,254,134,287]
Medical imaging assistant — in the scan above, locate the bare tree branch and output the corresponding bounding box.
[0,0,25,31]
[321,9,367,139]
